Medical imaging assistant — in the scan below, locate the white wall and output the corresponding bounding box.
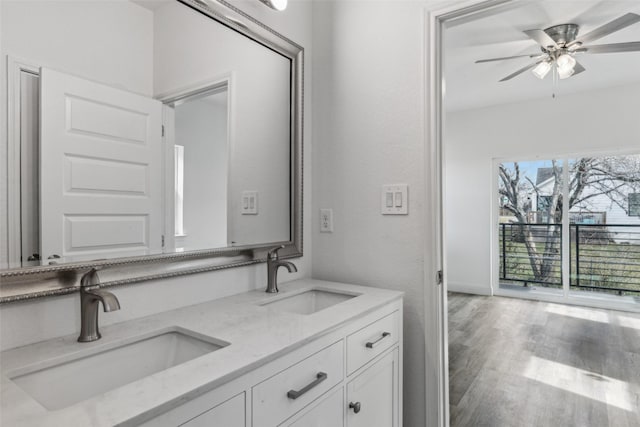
[153,1,291,246]
[311,2,433,426]
[175,93,228,250]
[0,0,154,95]
[0,0,313,351]
[445,83,640,295]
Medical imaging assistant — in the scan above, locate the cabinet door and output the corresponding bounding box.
[180,393,245,427]
[281,387,344,427]
[346,349,399,427]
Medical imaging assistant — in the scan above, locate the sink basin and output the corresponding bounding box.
[9,328,229,410]
[260,289,358,315]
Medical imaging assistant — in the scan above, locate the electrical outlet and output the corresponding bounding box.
[320,208,333,233]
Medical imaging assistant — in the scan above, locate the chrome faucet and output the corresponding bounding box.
[78,268,120,342]
[266,245,297,293]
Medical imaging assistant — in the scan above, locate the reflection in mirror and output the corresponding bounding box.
[169,85,230,252]
[1,0,293,269]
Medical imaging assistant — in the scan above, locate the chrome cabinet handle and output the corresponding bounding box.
[286,372,327,400]
[365,332,391,348]
[349,401,362,414]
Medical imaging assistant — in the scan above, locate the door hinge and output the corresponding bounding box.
[161,125,165,137]
[436,270,443,285]
[161,235,165,247]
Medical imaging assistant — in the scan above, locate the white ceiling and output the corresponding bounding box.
[130,0,172,12]
[444,1,640,112]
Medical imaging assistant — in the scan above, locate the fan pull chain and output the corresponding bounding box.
[552,64,558,99]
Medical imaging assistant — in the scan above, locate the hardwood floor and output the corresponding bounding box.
[448,293,640,427]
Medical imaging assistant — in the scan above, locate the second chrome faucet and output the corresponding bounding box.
[266,245,297,293]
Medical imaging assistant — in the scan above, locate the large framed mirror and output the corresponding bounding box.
[0,0,303,303]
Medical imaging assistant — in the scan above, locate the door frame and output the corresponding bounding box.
[6,55,40,268]
[158,74,234,251]
[424,1,515,425]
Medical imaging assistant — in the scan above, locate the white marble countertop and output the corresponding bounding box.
[0,279,403,427]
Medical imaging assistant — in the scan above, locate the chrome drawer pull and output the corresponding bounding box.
[365,332,391,349]
[286,372,327,400]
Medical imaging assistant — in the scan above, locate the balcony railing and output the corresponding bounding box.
[499,223,640,295]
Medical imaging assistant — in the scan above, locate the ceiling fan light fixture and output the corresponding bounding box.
[556,54,576,72]
[558,65,575,79]
[532,61,552,79]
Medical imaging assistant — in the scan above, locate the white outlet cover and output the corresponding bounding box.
[320,208,333,232]
[381,184,408,215]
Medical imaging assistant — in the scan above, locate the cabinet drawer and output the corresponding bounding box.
[252,340,344,427]
[180,393,245,427]
[346,311,399,375]
[280,387,344,427]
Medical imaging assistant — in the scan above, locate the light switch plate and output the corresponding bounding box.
[381,184,408,215]
[241,191,258,215]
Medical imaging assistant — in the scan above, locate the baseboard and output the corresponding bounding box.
[446,282,492,296]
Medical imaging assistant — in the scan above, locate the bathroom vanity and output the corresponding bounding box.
[0,280,403,426]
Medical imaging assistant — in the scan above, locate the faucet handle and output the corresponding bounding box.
[267,245,285,260]
[80,268,100,288]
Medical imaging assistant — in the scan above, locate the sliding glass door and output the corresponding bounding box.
[497,154,640,304]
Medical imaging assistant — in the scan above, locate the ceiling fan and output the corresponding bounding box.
[476,12,640,82]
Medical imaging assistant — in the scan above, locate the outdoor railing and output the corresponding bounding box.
[570,224,640,295]
[499,223,640,295]
[499,223,563,288]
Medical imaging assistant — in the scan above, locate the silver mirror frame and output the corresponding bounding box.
[0,0,304,304]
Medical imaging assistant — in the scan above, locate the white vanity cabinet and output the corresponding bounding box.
[180,393,245,427]
[141,299,402,427]
[346,349,400,427]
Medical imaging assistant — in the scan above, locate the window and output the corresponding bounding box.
[497,154,640,299]
[174,145,185,237]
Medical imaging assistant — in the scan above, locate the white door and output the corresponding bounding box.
[40,68,163,263]
[347,349,400,427]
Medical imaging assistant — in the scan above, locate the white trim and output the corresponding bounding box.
[561,159,570,298]
[448,283,492,296]
[495,288,640,313]
[174,144,185,237]
[492,146,640,164]
[427,2,516,425]
[6,55,40,268]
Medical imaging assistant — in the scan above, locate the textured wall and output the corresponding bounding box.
[311,2,430,426]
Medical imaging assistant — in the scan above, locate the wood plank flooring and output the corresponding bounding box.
[448,293,640,427]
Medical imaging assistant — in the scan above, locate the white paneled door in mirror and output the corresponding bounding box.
[40,68,163,264]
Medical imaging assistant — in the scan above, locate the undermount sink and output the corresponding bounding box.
[9,328,229,410]
[260,289,358,315]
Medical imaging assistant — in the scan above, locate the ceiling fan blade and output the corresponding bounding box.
[475,54,542,63]
[573,61,586,76]
[523,29,559,49]
[578,41,640,54]
[499,60,543,82]
[570,13,640,46]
